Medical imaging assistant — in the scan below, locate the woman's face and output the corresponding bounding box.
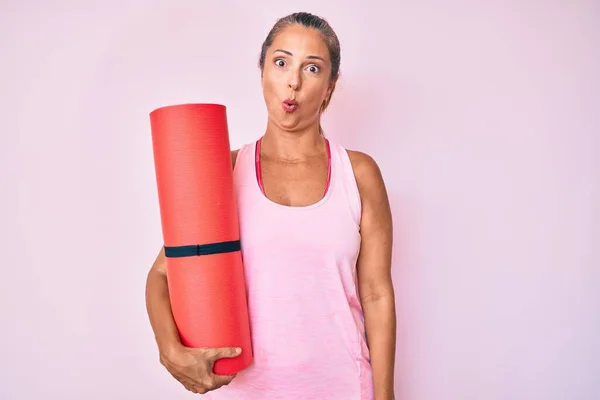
[261,24,334,133]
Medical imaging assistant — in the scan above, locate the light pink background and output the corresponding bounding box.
[1,1,598,399]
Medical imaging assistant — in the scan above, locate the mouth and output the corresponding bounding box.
[282,98,298,112]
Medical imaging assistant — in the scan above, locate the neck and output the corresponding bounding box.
[261,122,325,162]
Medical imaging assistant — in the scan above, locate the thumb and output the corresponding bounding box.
[217,347,242,358]
[211,347,243,360]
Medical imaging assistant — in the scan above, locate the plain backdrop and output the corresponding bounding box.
[1,1,598,399]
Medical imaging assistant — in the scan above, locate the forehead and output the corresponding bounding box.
[270,24,330,61]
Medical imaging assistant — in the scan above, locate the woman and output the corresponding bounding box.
[145,12,396,400]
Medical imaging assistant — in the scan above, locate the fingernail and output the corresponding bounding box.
[235,347,242,354]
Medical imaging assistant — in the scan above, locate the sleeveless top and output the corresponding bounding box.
[202,138,373,400]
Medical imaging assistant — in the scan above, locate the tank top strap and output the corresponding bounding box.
[233,140,257,184]
[329,141,362,226]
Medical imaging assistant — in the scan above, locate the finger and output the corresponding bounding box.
[182,382,198,393]
[183,380,201,394]
[212,373,237,387]
[205,347,242,361]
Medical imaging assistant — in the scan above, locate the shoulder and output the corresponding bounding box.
[346,149,392,234]
[231,149,240,169]
[231,138,259,169]
[346,149,386,198]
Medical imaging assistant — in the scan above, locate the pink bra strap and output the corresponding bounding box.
[255,138,265,195]
[255,137,332,196]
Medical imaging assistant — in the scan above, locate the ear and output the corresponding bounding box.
[323,79,337,106]
[327,78,337,98]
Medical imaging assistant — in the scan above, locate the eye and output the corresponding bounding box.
[306,64,320,73]
[275,59,286,67]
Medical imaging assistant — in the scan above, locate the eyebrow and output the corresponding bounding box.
[273,49,325,62]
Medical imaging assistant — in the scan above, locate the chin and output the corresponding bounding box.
[267,109,300,131]
[278,119,303,132]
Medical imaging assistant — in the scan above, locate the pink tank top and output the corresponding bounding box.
[203,138,373,399]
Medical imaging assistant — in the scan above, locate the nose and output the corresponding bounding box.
[288,69,301,92]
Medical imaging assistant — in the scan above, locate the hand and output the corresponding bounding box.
[160,344,241,394]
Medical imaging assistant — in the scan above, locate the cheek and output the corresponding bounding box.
[307,82,330,106]
[262,74,282,104]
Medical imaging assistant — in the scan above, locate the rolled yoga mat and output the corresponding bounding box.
[149,103,253,375]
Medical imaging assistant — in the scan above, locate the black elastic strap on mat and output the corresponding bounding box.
[164,240,241,258]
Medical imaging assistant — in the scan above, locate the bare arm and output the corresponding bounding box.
[145,247,182,358]
[350,150,396,400]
